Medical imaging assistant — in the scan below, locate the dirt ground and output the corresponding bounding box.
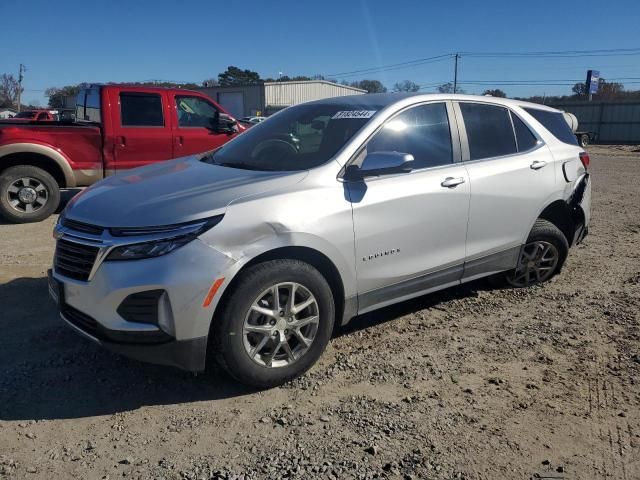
[1,146,638,480]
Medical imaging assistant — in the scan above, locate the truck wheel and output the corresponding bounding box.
[504,219,569,288]
[579,134,590,148]
[211,259,335,388]
[0,165,60,223]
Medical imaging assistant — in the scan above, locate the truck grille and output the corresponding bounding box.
[54,239,100,281]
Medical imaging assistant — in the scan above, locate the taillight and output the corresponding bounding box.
[579,151,590,169]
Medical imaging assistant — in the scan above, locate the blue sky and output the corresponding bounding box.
[2,0,640,105]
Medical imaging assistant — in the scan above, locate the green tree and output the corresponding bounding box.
[393,80,420,92]
[571,82,586,97]
[349,79,387,93]
[218,66,262,86]
[437,82,465,94]
[45,84,86,108]
[482,88,507,98]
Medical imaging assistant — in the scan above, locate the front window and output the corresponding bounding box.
[176,96,219,128]
[205,102,381,171]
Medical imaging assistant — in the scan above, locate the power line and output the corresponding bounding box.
[325,47,640,81]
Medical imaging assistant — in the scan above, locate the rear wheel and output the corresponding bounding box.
[505,219,569,288]
[211,259,335,388]
[0,165,60,223]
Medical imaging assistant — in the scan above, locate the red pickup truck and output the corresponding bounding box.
[0,85,243,223]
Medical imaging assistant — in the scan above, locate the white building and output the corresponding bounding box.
[198,80,366,118]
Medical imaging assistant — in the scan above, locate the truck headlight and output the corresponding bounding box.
[106,215,223,261]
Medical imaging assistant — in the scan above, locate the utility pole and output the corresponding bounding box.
[453,53,459,94]
[16,64,25,112]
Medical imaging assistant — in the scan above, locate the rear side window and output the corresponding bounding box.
[523,108,578,145]
[367,102,453,169]
[120,93,164,127]
[510,112,538,152]
[460,103,517,160]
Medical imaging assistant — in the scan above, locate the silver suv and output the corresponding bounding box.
[49,93,591,387]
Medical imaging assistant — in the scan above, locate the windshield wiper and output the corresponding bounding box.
[214,161,264,171]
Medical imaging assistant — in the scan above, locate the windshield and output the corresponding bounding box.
[14,111,36,118]
[205,102,381,171]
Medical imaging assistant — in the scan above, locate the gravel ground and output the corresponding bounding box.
[0,146,638,480]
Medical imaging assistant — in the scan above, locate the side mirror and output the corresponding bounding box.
[345,151,414,180]
[210,112,237,134]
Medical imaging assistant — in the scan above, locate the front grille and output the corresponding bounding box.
[62,217,105,236]
[117,290,164,324]
[61,302,98,335]
[55,239,100,281]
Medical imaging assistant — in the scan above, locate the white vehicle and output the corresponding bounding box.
[50,93,591,387]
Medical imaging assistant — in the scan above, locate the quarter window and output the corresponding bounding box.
[120,93,164,127]
[460,103,517,160]
[366,103,453,169]
[524,108,578,146]
[511,112,538,152]
[176,96,220,128]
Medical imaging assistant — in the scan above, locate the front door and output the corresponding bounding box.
[172,94,234,158]
[347,102,470,313]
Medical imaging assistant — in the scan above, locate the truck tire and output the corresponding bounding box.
[0,165,60,223]
[211,259,335,388]
[503,219,569,288]
[579,133,589,148]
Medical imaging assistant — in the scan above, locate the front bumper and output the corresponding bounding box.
[49,237,237,372]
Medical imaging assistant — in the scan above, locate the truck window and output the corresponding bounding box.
[175,96,219,128]
[120,93,164,127]
[523,108,578,146]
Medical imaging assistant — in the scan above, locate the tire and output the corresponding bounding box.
[503,219,569,288]
[211,259,335,388]
[579,134,590,148]
[0,165,60,223]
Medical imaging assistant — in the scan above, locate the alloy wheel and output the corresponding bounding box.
[6,177,49,214]
[507,240,559,287]
[242,282,320,368]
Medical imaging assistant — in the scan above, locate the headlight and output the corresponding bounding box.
[106,215,223,261]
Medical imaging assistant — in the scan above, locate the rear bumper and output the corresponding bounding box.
[569,173,591,245]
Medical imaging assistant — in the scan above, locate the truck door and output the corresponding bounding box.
[171,94,234,158]
[110,89,174,171]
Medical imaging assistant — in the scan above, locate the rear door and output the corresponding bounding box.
[456,101,556,280]
[171,94,233,158]
[348,101,470,312]
[110,89,173,171]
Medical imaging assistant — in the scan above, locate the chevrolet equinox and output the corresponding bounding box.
[49,93,591,387]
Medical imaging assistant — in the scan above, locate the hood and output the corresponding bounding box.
[65,156,306,227]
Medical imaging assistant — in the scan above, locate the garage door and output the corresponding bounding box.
[218,92,244,118]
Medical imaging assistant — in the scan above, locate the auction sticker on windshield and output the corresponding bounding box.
[332,110,377,119]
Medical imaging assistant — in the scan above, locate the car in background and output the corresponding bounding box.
[0,85,244,223]
[1,109,60,122]
[240,116,266,125]
[49,93,591,388]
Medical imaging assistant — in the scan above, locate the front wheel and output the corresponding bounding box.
[505,219,569,288]
[0,165,60,223]
[211,259,335,388]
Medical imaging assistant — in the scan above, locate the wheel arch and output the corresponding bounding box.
[0,143,75,187]
[537,199,578,246]
[212,246,347,331]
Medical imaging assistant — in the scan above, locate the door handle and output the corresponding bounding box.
[441,176,466,188]
[118,136,126,147]
[177,135,184,146]
[530,160,547,170]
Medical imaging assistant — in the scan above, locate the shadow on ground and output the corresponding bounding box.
[0,273,495,421]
